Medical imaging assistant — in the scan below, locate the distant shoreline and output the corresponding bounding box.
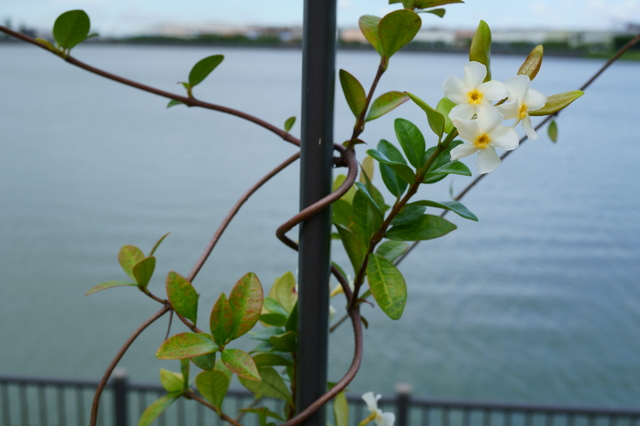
[1,37,638,60]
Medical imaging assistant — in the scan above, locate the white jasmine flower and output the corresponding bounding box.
[442,61,509,120]
[496,75,547,140]
[450,105,519,174]
[360,392,395,426]
[329,305,337,320]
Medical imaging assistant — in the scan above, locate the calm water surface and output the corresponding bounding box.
[1,45,639,406]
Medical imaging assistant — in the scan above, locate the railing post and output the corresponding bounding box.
[112,369,129,426]
[296,1,337,426]
[395,383,413,426]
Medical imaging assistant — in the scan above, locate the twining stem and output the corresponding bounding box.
[187,152,300,283]
[187,391,244,426]
[0,26,300,148]
[347,59,387,151]
[90,305,171,426]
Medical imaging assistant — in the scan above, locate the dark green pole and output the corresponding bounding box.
[297,1,337,426]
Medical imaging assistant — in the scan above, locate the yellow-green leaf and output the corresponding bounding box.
[548,120,558,142]
[209,293,234,346]
[284,116,296,132]
[334,391,349,426]
[132,257,155,289]
[228,273,263,340]
[518,45,543,81]
[406,92,445,138]
[85,281,137,296]
[365,91,409,122]
[196,370,230,410]
[156,333,218,360]
[339,69,367,118]
[238,367,292,403]
[159,369,184,393]
[118,245,145,282]
[469,20,492,82]
[379,9,422,58]
[366,253,407,320]
[149,232,169,256]
[166,271,199,325]
[359,15,383,56]
[221,348,261,381]
[269,272,297,314]
[436,97,456,133]
[529,91,584,116]
[138,392,181,426]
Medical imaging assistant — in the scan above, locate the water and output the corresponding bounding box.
[1,44,639,407]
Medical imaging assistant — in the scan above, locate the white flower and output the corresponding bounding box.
[442,61,509,120]
[450,105,519,174]
[496,75,547,140]
[360,392,395,426]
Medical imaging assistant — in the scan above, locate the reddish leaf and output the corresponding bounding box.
[228,273,263,340]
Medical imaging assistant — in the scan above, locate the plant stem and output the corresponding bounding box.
[188,392,244,426]
[347,59,387,151]
[90,305,171,426]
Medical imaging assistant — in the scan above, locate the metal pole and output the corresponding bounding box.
[297,0,337,425]
[395,383,413,426]
[112,369,129,426]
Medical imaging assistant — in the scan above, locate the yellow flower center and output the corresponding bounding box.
[467,89,483,105]
[518,103,528,119]
[474,133,491,149]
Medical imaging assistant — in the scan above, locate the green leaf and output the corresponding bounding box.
[52,10,91,50]
[352,189,382,249]
[418,8,446,17]
[209,293,234,346]
[85,281,137,296]
[138,392,181,426]
[228,272,264,340]
[405,92,445,138]
[386,214,457,241]
[436,97,456,133]
[366,253,407,320]
[379,10,422,58]
[375,240,410,263]
[365,91,409,122]
[377,139,409,197]
[334,174,357,204]
[118,245,145,282]
[132,257,155,289]
[394,118,426,169]
[367,148,415,184]
[156,333,218,360]
[253,353,293,367]
[149,232,169,256]
[284,116,296,132]
[332,199,353,228]
[251,327,284,342]
[360,155,375,184]
[191,352,216,371]
[410,200,478,221]
[415,0,464,8]
[529,91,584,116]
[159,368,184,393]
[469,20,492,82]
[425,160,471,180]
[166,100,184,109]
[180,359,190,389]
[390,205,426,226]
[221,348,261,381]
[263,297,288,316]
[339,69,367,118]
[285,302,298,333]
[188,55,224,87]
[334,391,349,426]
[240,407,285,422]
[238,366,292,403]
[166,271,199,325]
[269,272,297,314]
[335,224,367,274]
[196,370,230,410]
[259,313,288,327]
[269,331,297,352]
[359,15,384,56]
[355,183,383,217]
[548,120,558,142]
[518,45,543,81]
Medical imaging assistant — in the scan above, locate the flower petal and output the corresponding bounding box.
[378,412,396,426]
[462,61,487,89]
[475,105,504,133]
[362,392,380,413]
[442,75,467,104]
[476,147,501,174]
[503,75,530,101]
[449,102,476,120]
[489,125,519,150]
[479,80,508,101]
[524,88,547,112]
[496,99,519,120]
[450,142,479,161]
[451,117,479,142]
[521,114,538,140]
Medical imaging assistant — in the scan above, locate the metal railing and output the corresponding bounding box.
[1,374,639,426]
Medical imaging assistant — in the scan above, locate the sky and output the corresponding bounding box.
[2,0,640,36]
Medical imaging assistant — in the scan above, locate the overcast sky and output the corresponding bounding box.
[3,0,640,36]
